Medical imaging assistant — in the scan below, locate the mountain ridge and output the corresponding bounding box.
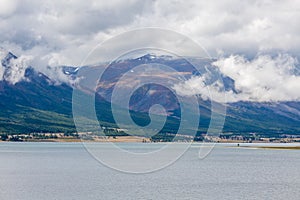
[0,49,299,137]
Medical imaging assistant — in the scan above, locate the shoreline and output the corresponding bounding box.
[1,137,300,145]
[233,145,300,150]
[2,133,300,143]
[1,139,300,150]
[0,136,151,143]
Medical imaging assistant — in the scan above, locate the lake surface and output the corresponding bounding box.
[0,142,299,200]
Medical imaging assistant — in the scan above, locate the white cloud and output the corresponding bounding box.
[0,48,76,85]
[214,54,300,102]
[173,54,300,102]
[0,0,18,17]
[1,0,300,66]
[173,74,229,103]
[0,0,300,102]
[3,55,32,84]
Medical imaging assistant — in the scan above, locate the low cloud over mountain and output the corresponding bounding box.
[174,54,300,102]
[1,47,300,102]
[0,48,77,85]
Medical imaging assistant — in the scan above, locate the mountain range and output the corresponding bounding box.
[0,49,299,137]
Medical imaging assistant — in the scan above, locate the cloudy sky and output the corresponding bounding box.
[0,0,299,102]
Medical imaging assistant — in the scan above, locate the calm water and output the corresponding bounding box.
[0,142,299,200]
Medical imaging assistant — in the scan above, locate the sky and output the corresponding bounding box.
[0,0,299,102]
